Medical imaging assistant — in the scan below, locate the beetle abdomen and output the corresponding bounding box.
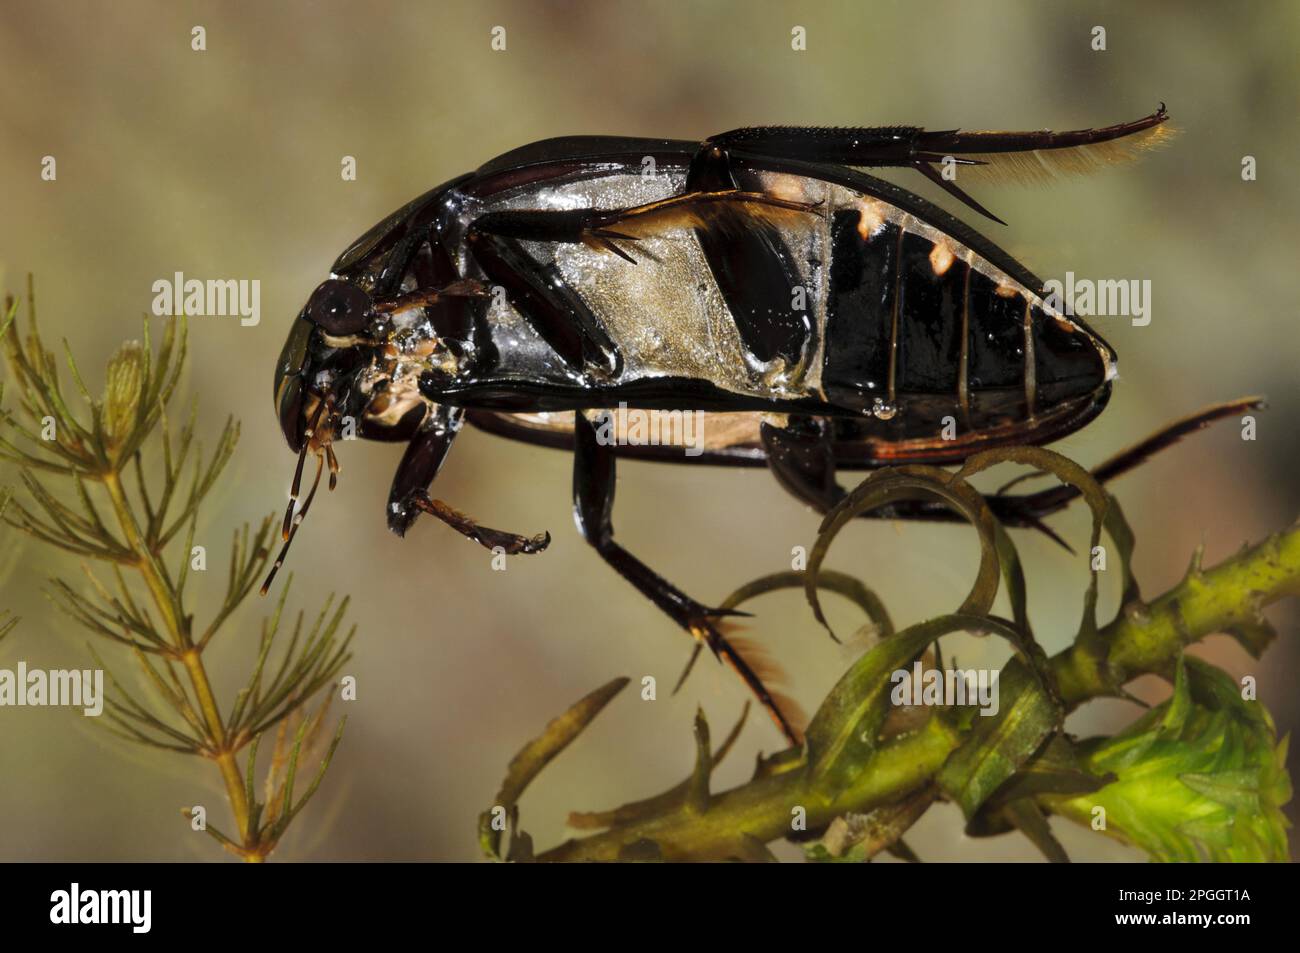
[421,166,1112,449]
[820,198,1113,440]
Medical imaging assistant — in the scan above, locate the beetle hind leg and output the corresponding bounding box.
[984,395,1267,530]
[708,107,1171,225]
[573,409,804,745]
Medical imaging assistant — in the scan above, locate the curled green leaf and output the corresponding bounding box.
[959,445,1125,639]
[805,466,1000,641]
[720,568,894,641]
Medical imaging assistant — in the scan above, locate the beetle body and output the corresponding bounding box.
[279,138,1114,468]
[269,109,1254,742]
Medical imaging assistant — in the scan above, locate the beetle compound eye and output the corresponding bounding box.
[305,279,372,336]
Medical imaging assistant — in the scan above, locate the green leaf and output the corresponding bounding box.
[805,613,1025,794]
[686,708,712,814]
[1003,798,1069,863]
[1159,653,1192,735]
[956,446,1113,639]
[965,735,1109,858]
[978,734,1114,807]
[1048,659,1291,862]
[937,658,1063,819]
[478,676,629,859]
[1102,494,1140,607]
[1222,614,1277,658]
[102,342,144,447]
[1177,771,1263,811]
[567,703,750,831]
[805,788,936,862]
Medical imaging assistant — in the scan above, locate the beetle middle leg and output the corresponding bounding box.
[465,224,622,376]
[572,409,803,745]
[467,147,820,373]
[761,416,846,511]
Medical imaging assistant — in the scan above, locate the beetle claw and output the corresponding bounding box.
[589,227,638,242]
[601,238,638,264]
[703,606,753,620]
[585,228,640,264]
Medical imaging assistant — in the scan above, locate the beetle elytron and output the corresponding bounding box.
[267,107,1257,743]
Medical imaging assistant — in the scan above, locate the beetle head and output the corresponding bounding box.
[265,278,389,593]
[275,279,380,452]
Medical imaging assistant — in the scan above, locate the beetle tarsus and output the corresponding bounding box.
[710,108,1171,223]
[410,492,551,555]
[372,279,493,316]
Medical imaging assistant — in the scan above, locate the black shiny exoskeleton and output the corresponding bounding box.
[267,107,1255,742]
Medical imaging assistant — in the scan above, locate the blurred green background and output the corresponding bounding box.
[0,0,1296,861]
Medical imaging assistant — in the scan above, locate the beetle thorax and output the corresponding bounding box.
[354,323,456,429]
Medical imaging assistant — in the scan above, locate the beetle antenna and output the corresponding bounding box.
[261,454,325,596]
[284,397,329,540]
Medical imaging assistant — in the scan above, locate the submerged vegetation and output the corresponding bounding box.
[0,281,353,861]
[482,448,1296,862]
[0,280,1292,864]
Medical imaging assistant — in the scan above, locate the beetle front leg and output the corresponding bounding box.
[387,405,550,553]
[465,224,622,376]
[408,495,550,555]
[572,409,802,745]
